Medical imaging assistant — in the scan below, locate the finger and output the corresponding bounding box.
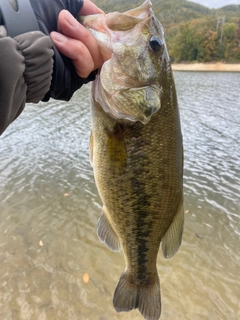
[58,0,103,33]
[57,10,104,69]
[79,0,104,15]
[50,31,95,78]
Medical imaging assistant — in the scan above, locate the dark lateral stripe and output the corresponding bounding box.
[130,173,152,282]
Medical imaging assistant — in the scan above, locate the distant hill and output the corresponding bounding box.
[91,0,240,62]
[92,0,211,17]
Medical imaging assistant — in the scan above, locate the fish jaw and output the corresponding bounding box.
[80,0,154,62]
[82,0,168,123]
[81,0,153,44]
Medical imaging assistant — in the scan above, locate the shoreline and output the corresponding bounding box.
[171,62,240,72]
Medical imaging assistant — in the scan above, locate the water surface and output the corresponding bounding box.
[0,72,240,320]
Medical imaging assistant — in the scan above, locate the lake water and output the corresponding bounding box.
[0,71,239,320]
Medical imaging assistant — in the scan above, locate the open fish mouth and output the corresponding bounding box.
[81,0,166,124]
[80,0,154,59]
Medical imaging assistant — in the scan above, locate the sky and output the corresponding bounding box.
[188,0,239,8]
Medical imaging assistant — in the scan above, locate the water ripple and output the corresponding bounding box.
[0,73,240,319]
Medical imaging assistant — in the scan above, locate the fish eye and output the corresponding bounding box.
[149,36,163,52]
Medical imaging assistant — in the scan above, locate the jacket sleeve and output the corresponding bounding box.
[0,0,97,135]
[0,26,53,135]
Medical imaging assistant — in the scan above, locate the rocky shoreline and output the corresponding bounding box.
[171,62,240,72]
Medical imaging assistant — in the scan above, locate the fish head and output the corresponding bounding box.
[82,0,169,124]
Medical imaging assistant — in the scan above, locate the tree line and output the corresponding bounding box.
[167,16,240,62]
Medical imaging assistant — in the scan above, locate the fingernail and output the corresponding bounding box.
[50,32,67,43]
[65,10,79,28]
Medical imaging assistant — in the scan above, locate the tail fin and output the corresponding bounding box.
[113,272,161,320]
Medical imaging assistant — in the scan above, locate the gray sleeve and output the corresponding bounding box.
[0,27,53,135]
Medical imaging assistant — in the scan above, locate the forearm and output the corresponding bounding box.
[0,28,53,135]
[0,0,103,135]
[0,31,26,135]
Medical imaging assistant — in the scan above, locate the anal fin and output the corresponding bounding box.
[97,208,121,252]
[161,198,184,259]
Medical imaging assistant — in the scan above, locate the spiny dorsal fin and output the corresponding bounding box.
[161,198,184,259]
[97,208,121,252]
[113,271,161,320]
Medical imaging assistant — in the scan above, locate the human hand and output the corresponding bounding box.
[29,0,102,100]
[50,0,105,78]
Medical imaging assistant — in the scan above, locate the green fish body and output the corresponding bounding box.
[83,1,184,319]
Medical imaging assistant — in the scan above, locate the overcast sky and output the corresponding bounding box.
[188,0,239,8]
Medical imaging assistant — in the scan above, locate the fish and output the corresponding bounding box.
[82,1,184,319]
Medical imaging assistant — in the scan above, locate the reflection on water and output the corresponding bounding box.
[0,72,240,320]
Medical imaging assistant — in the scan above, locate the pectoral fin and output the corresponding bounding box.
[97,208,121,252]
[161,199,184,259]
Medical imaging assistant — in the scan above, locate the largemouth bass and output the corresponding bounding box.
[82,1,184,319]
